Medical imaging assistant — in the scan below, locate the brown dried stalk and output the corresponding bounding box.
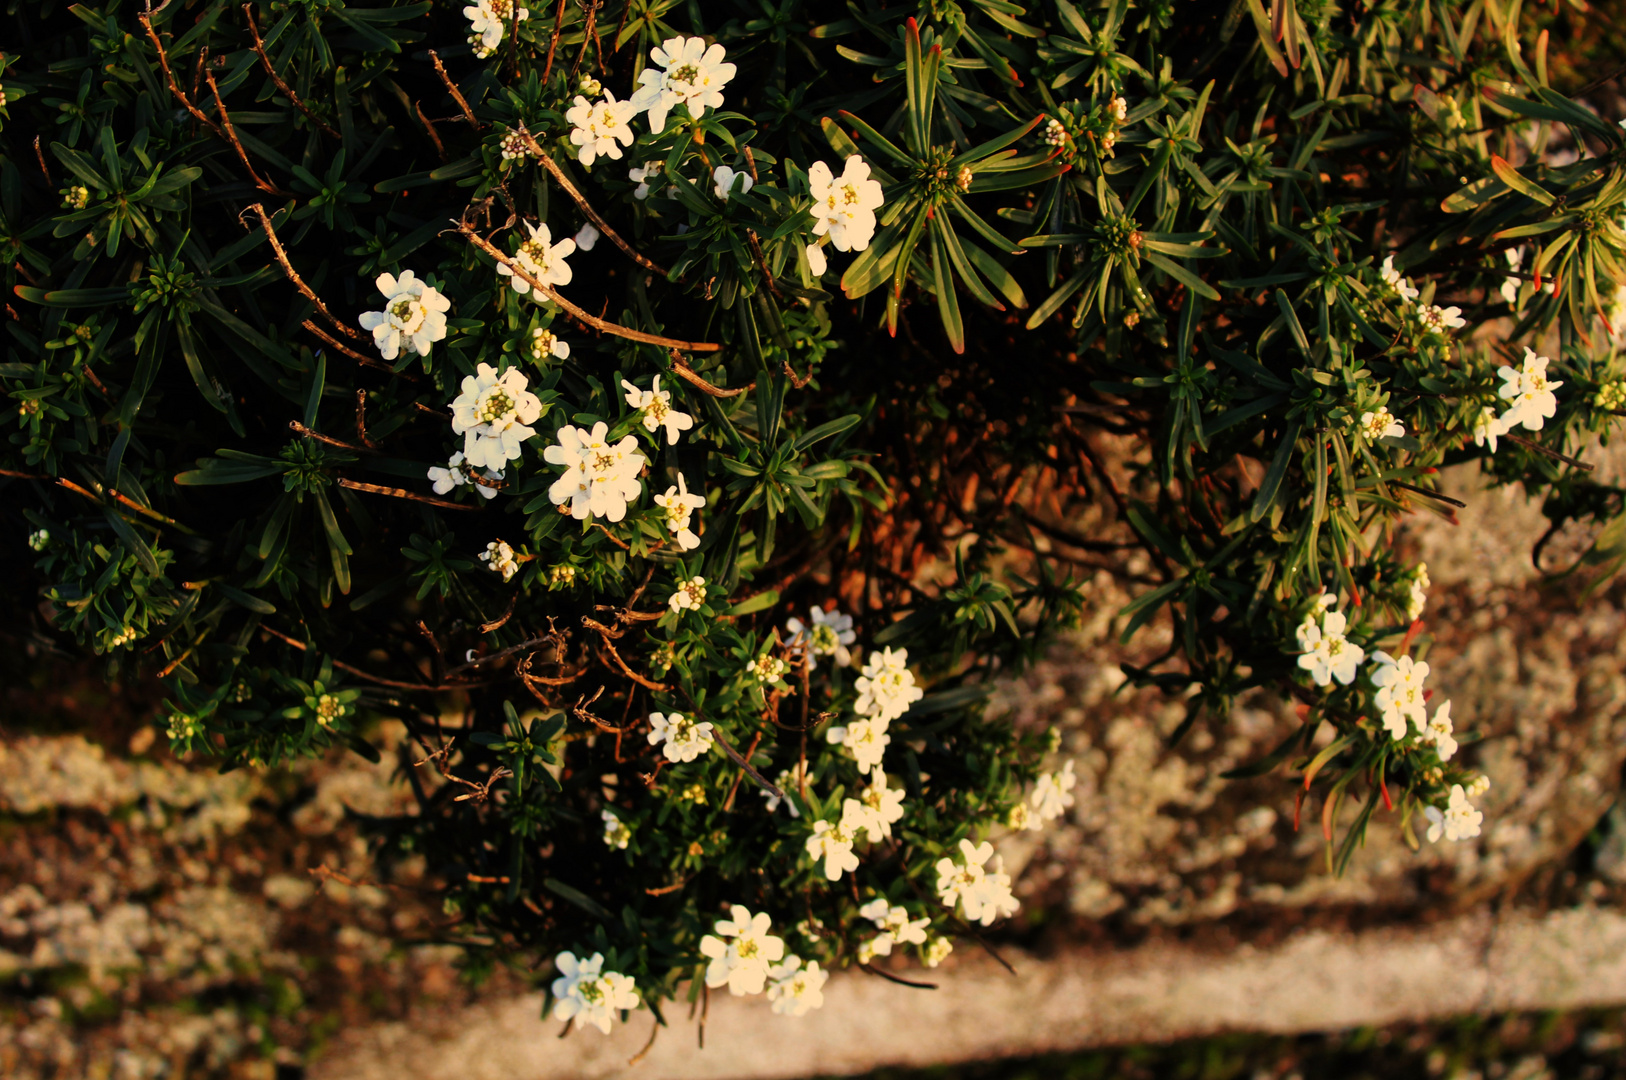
[287,420,380,456]
[414,100,448,161]
[204,68,285,195]
[709,727,784,800]
[300,319,404,376]
[428,50,481,128]
[336,477,479,511]
[242,204,367,342]
[458,222,722,352]
[594,638,669,692]
[1503,432,1594,472]
[519,131,670,277]
[139,14,221,135]
[242,5,339,138]
[542,0,569,82]
[669,357,753,398]
[355,389,378,448]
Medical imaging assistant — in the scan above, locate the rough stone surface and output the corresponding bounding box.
[310,905,1626,1080]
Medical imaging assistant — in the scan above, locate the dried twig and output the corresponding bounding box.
[337,477,479,511]
[414,100,448,161]
[289,420,380,456]
[669,357,753,398]
[542,0,569,82]
[205,67,285,194]
[1388,479,1467,509]
[594,638,669,692]
[355,390,378,448]
[1503,432,1594,472]
[242,5,339,137]
[139,14,221,135]
[519,132,670,277]
[709,727,783,800]
[33,137,50,183]
[858,962,938,989]
[458,223,722,352]
[242,204,367,341]
[258,624,484,691]
[428,50,482,128]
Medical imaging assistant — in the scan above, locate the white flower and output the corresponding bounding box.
[1379,255,1419,303]
[1007,802,1036,831]
[922,936,954,967]
[669,575,708,613]
[853,646,923,723]
[856,898,929,960]
[747,653,788,685]
[785,606,856,671]
[573,223,600,252]
[1369,651,1429,740]
[450,363,544,470]
[551,951,639,1035]
[1294,609,1365,687]
[1418,303,1467,333]
[479,540,520,582]
[529,326,570,362]
[629,161,661,200]
[934,838,1018,926]
[1472,405,1507,453]
[428,451,502,500]
[825,717,890,775]
[1043,118,1067,146]
[1466,774,1492,799]
[542,422,647,522]
[631,36,736,134]
[699,905,784,996]
[1406,563,1430,623]
[765,955,827,1016]
[808,156,885,252]
[847,769,905,840]
[622,375,695,445]
[646,711,714,763]
[565,91,637,168]
[1424,784,1482,843]
[27,529,50,551]
[805,814,861,881]
[1497,347,1563,432]
[1423,699,1457,762]
[761,762,808,818]
[1359,406,1405,442]
[498,220,575,300]
[601,808,631,850]
[1030,760,1077,822]
[805,243,828,277]
[464,0,527,58]
[654,472,707,550]
[357,271,450,361]
[712,165,754,200]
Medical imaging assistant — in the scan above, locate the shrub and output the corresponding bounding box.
[3,0,1624,1035]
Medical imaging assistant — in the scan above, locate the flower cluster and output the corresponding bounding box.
[786,606,856,670]
[479,540,520,582]
[808,156,884,253]
[632,36,737,134]
[450,364,544,470]
[463,0,527,59]
[699,906,826,1016]
[934,838,1018,926]
[1295,598,1365,686]
[544,422,647,522]
[653,473,706,550]
[358,271,449,361]
[647,711,714,763]
[550,952,640,1035]
[623,376,694,445]
[427,452,501,500]
[855,898,929,963]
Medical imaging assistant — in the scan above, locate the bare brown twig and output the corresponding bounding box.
[243,204,368,341]
[521,133,671,277]
[242,5,340,137]
[289,420,380,456]
[205,68,285,195]
[414,100,448,161]
[337,477,479,511]
[139,14,221,135]
[458,222,722,352]
[428,50,482,128]
[542,0,569,82]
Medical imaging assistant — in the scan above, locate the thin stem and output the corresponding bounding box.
[542,0,569,82]
[428,50,482,128]
[242,5,339,138]
[709,727,784,801]
[204,67,285,195]
[288,420,380,456]
[139,14,221,135]
[458,223,722,352]
[243,204,368,342]
[336,477,479,511]
[1503,432,1594,472]
[524,135,670,277]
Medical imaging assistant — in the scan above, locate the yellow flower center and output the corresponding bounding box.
[476,387,515,424]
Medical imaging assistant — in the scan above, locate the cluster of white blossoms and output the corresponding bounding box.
[622,376,694,445]
[855,898,929,963]
[1405,563,1430,623]
[1424,783,1483,842]
[450,363,545,470]
[1370,650,1429,740]
[27,529,49,551]
[1379,254,1465,333]
[530,326,569,362]
[463,0,527,59]
[803,771,907,881]
[1359,405,1404,443]
[479,539,520,582]
[713,164,754,200]
[760,761,809,817]
[632,36,736,134]
[565,90,637,167]
[601,808,631,850]
[543,421,647,522]
[935,838,1018,926]
[1497,347,1563,431]
[1498,247,1555,307]
[747,652,789,685]
[805,155,885,274]
[358,271,449,361]
[827,646,922,775]
[700,906,827,1016]
[1025,761,1077,828]
[646,711,714,763]
[550,951,640,1035]
[499,221,575,301]
[1294,596,1365,686]
[785,606,856,669]
[428,451,501,500]
[668,574,707,613]
[653,472,706,550]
